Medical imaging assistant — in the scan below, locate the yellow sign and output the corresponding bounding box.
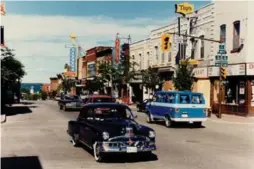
[180,59,199,65]
[161,34,171,52]
[175,3,194,16]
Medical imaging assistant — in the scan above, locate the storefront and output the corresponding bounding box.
[192,67,211,108]
[129,73,143,103]
[209,63,254,116]
[157,67,175,91]
[246,63,254,116]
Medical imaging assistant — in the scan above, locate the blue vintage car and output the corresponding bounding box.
[145,91,208,127]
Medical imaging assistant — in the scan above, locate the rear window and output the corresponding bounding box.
[179,94,190,104]
[191,95,203,104]
[93,98,114,103]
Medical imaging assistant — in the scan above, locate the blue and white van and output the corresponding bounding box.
[145,91,208,127]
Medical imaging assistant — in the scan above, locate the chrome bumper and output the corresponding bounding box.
[97,141,156,153]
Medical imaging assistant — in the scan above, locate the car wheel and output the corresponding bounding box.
[146,112,153,123]
[59,105,63,110]
[194,122,202,128]
[165,116,173,128]
[71,133,80,147]
[93,142,103,162]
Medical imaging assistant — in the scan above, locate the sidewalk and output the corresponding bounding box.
[209,113,254,125]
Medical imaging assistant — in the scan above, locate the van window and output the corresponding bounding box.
[166,94,175,103]
[179,94,190,104]
[191,95,203,104]
[156,93,164,102]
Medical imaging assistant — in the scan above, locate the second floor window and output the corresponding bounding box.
[233,20,240,49]
[147,52,150,68]
[200,35,205,59]
[220,24,226,43]
[139,54,142,70]
[155,46,158,62]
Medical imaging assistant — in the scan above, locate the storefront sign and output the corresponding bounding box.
[208,64,246,77]
[87,62,96,77]
[246,63,254,75]
[226,64,245,76]
[208,67,220,77]
[175,3,194,16]
[193,67,208,78]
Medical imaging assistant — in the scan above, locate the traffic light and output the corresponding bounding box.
[220,67,227,80]
[161,34,171,52]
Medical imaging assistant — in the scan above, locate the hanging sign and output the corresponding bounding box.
[175,3,194,16]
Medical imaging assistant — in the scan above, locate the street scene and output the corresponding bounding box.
[1,100,254,169]
[1,1,254,169]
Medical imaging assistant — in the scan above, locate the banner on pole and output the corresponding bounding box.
[115,38,120,63]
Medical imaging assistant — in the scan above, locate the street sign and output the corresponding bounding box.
[218,50,227,54]
[219,44,225,50]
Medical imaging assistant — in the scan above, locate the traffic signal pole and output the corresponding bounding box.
[218,55,223,118]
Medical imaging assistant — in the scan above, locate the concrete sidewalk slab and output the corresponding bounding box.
[209,114,254,125]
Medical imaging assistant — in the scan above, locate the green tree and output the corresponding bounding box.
[172,63,196,91]
[1,47,26,105]
[57,73,75,94]
[21,88,30,94]
[84,76,105,94]
[141,67,164,92]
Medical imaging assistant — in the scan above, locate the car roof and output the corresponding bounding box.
[84,103,129,108]
[155,90,203,95]
[88,94,113,98]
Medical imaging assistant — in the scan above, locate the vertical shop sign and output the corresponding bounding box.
[69,47,76,72]
[115,38,120,63]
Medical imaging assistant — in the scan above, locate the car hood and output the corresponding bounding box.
[93,119,153,138]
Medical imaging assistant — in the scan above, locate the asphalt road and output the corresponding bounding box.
[1,100,254,169]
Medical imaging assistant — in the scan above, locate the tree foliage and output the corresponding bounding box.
[1,47,26,88]
[141,67,163,91]
[172,63,196,91]
[57,73,75,94]
[84,76,105,93]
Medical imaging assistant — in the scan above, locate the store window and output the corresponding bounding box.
[233,20,240,49]
[224,79,245,105]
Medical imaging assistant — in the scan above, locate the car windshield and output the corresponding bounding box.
[87,106,134,120]
[93,98,114,103]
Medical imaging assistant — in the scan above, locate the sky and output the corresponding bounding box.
[2,1,210,83]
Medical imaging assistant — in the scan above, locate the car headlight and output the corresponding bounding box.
[102,132,110,140]
[149,131,156,138]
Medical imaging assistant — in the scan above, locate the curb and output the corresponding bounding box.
[1,114,6,123]
[208,118,254,125]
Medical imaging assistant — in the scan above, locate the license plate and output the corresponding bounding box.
[181,114,188,118]
[126,147,137,153]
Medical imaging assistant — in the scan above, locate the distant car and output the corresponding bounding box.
[67,103,156,162]
[58,95,85,111]
[136,99,152,112]
[82,95,116,104]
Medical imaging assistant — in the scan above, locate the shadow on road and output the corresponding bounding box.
[21,101,36,105]
[2,105,37,116]
[1,156,43,169]
[80,144,158,163]
[153,121,206,129]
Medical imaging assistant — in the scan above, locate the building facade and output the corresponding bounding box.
[129,39,151,102]
[209,1,254,116]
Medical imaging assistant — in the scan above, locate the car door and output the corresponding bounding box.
[79,108,96,147]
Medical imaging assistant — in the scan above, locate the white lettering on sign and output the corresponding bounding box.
[227,64,245,76]
[208,67,220,77]
[193,68,208,78]
[247,63,254,75]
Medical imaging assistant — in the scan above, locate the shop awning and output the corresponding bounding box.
[158,67,175,73]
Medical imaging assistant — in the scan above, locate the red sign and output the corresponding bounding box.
[115,38,120,63]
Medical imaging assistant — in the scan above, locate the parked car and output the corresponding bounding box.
[82,94,116,104]
[67,103,156,162]
[58,95,85,111]
[136,99,152,112]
